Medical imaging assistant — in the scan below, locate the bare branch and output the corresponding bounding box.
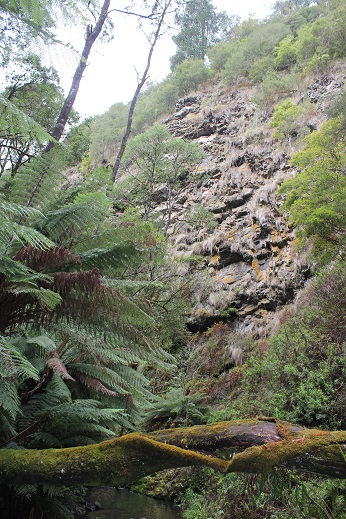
[112,0,174,182]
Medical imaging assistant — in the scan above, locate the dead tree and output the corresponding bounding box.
[1,418,346,486]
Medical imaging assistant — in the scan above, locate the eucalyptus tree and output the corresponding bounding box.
[170,0,235,70]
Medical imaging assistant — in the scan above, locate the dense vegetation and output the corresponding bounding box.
[0,0,346,517]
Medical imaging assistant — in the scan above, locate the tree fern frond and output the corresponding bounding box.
[77,375,121,397]
[10,148,66,209]
[0,199,45,221]
[34,287,62,311]
[0,278,61,329]
[51,271,155,337]
[36,202,107,248]
[19,375,71,430]
[21,335,57,357]
[53,267,103,297]
[0,94,54,146]
[0,335,45,381]
[77,243,143,274]
[41,484,72,498]
[10,484,37,498]
[0,413,17,440]
[15,245,80,271]
[0,379,21,420]
[0,254,48,281]
[0,219,54,254]
[6,222,54,251]
[46,353,74,381]
[26,431,62,448]
[72,364,129,395]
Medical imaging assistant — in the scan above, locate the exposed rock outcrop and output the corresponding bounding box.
[157,67,345,331]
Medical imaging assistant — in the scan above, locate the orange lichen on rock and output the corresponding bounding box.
[252,259,264,280]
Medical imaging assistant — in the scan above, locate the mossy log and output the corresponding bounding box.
[1,418,346,486]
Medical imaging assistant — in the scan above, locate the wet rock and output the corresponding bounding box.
[157,74,345,328]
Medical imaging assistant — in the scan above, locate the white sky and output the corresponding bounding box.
[48,0,274,118]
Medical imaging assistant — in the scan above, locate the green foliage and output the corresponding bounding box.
[274,34,297,70]
[0,53,78,176]
[221,22,291,84]
[0,107,179,517]
[178,467,346,519]
[248,56,274,83]
[270,98,305,141]
[272,3,346,72]
[63,117,93,167]
[115,123,204,228]
[89,102,129,163]
[0,93,55,163]
[9,147,67,208]
[207,39,237,73]
[173,59,211,96]
[252,70,298,109]
[144,387,208,428]
[232,264,346,429]
[280,118,346,262]
[170,0,235,70]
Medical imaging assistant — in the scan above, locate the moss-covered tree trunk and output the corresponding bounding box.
[1,419,346,486]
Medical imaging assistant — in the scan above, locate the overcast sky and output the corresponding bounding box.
[50,0,274,118]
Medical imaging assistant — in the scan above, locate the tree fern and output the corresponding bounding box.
[0,100,177,519]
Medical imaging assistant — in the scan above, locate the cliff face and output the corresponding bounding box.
[156,64,345,333]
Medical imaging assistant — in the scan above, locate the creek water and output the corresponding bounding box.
[86,488,183,519]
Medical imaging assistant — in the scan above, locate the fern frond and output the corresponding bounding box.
[0,413,17,439]
[0,379,21,420]
[78,375,121,396]
[0,217,54,254]
[0,262,61,330]
[19,375,71,430]
[3,222,54,251]
[0,199,45,221]
[0,94,54,146]
[35,202,107,248]
[72,364,129,395]
[15,245,80,271]
[26,431,62,448]
[10,148,66,209]
[0,335,45,381]
[10,484,37,498]
[41,484,71,498]
[46,353,74,381]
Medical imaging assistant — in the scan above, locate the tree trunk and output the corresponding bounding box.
[112,0,173,182]
[1,418,346,486]
[44,0,111,153]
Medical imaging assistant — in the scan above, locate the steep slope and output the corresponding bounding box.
[159,63,345,332]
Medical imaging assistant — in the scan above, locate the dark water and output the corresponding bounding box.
[86,488,183,519]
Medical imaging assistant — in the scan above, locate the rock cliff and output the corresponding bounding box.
[156,64,345,334]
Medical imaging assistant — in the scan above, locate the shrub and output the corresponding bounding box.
[270,99,305,141]
[232,264,346,429]
[173,59,211,96]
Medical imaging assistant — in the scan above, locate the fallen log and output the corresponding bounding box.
[1,418,346,486]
